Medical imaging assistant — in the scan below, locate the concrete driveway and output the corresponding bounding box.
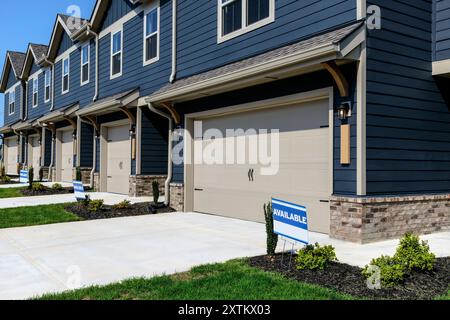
[1,212,449,300]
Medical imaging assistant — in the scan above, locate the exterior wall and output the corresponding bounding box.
[73,167,92,184]
[27,63,52,120]
[330,195,450,243]
[79,122,94,167]
[172,65,358,195]
[57,31,74,57]
[100,0,139,30]
[366,0,450,195]
[3,78,22,125]
[434,0,450,61]
[177,0,356,78]
[129,174,166,197]
[169,182,184,211]
[44,128,52,166]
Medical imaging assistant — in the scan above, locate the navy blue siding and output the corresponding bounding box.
[6,67,17,89]
[3,85,22,125]
[44,128,52,166]
[366,0,450,195]
[100,0,138,30]
[96,0,172,102]
[57,31,74,57]
[434,0,450,60]
[172,66,358,195]
[176,0,356,78]
[140,107,168,175]
[54,39,97,109]
[30,61,40,75]
[27,66,53,120]
[80,122,94,167]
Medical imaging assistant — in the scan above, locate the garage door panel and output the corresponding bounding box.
[193,99,331,234]
[106,125,130,195]
[31,136,41,170]
[60,131,73,182]
[5,138,18,175]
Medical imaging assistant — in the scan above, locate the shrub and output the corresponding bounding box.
[38,167,44,182]
[51,183,64,191]
[81,195,91,207]
[88,199,104,212]
[28,167,34,190]
[152,180,160,204]
[114,200,131,210]
[76,167,82,182]
[394,233,436,272]
[296,243,337,270]
[264,201,278,256]
[362,255,405,288]
[31,182,45,192]
[1,176,11,183]
[0,165,5,178]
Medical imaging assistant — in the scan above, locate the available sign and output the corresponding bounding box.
[272,198,309,245]
[73,181,86,201]
[19,170,28,183]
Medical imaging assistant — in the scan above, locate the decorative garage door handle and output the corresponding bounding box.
[107,176,112,179]
[194,188,204,191]
[119,161,123,170]
[248,169,254,182]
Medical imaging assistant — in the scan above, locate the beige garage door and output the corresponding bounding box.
[107,125,130,194]
[30,136,41,171]
[5,138,18,175]
[193,99,331,234]
[60,130,73,182]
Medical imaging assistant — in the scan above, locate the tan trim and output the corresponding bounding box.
[160,102,181,124]
[340,124,351,165]
[322,61,349,97]
[357,41,367,196]
[136,107,142,175]
[357,0,367,20]
[183,87,334,212]
[432,59,450,76]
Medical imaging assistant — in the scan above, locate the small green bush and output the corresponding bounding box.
[88,199,104,212]
[31,182,45,192]
[296,243,337,270]
[38,167,44,182]
[264,201,278,256]
[362,255,405,288]
[394,232,436,272]
[114,200,131,210]
[152,180,160,204]
[0,165,5,178]
[51,183,64,191]
[28,167,34,190]
[1,176,11,183]
[76,167,82,182]
[81,195,91,207]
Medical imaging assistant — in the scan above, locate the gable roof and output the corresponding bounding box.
[90,0,143,32]
[20,43,49,79]
[0,51,26,93]
[47,14,89,61]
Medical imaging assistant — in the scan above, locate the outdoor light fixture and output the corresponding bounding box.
[337,101,352,121]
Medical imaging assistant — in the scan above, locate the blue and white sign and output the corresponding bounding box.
[19,170,29,183]
[272,198,309,245]
[73,181,86,200]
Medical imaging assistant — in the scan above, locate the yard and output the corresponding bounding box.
[0,204,81,229]
[38,260,353,300]
[0,187,26,199]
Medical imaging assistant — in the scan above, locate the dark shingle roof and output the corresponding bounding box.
[8,51,26,77]
[30,44,48,62]
[151,22,363,99]
[58,14,89,36]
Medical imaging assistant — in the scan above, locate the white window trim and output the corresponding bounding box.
[44,68,51,103]
[62,57,70,95]
[143,4,160,66]
[217,0,275,44]
[80,44,90,86]
[110,28,123,80]
[32,77,39,108]
[8,89,16,115]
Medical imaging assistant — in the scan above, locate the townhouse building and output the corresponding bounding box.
[1,0,450,243]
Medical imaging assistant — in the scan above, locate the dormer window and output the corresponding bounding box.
[62,57,70,94]
[32,77,38,107]
[218,0,275,43]
[9,90,15,115]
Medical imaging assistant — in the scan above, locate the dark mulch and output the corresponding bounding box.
[248,254,450,300]
[65,202,176,220]
[20,187,75,196]
[0,180,20,185]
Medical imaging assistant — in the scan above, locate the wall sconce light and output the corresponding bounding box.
[337,101,352,121]
[129,125,136,137]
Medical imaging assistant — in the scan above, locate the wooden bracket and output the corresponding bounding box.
[322,61,349,98]
[85,115,100,134]
[119,107,136,125]
[64,116,77,131]
[160,102,181,125]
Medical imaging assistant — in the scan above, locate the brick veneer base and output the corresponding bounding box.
[73,167,92,185]
[330,194,450,243]
[129,175,167,197]
[169,183,184,212]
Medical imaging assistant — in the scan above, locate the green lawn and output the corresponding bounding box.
[0,187,26,198]
[38,260,354,300]
[437,290,450,300]
[0,204,81,229]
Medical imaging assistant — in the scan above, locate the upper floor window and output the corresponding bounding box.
[8,90,15,115]
[111,29,123,79]
[62,57,70,94]
[44,69,51,102]
[32,77,38,107]
[218,0,275,43]
[144,6,160,66]
[81,44,90,85]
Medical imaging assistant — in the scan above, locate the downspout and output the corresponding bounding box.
[169,0,177,83]
[85,26,99,101]
[80,116,98,189]
[146,101,173,206]
[42,58,55,111]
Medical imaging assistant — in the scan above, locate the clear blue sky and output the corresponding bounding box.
[0,0,96,126]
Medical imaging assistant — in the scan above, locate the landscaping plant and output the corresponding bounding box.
[76,167,82,182]
[51,183,64,191]
[362,255,405,288]
[114,200,131,210]
[31,183,45,192]
[88,199,104,212]
[394,232,436,272]
[264,201,278,256]
[38,167,44,182]
[296,243,337,270]
[28,167,34,190]
[0,165,5,178]
[152,180,160,204]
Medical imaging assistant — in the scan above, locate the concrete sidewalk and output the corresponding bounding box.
[0,212,448,300]
[0,192,156,208]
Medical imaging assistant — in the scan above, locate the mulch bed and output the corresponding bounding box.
[248,254,450,300]
[20,187,75,196]
[65,202,175,220]
[0,180,20,185]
